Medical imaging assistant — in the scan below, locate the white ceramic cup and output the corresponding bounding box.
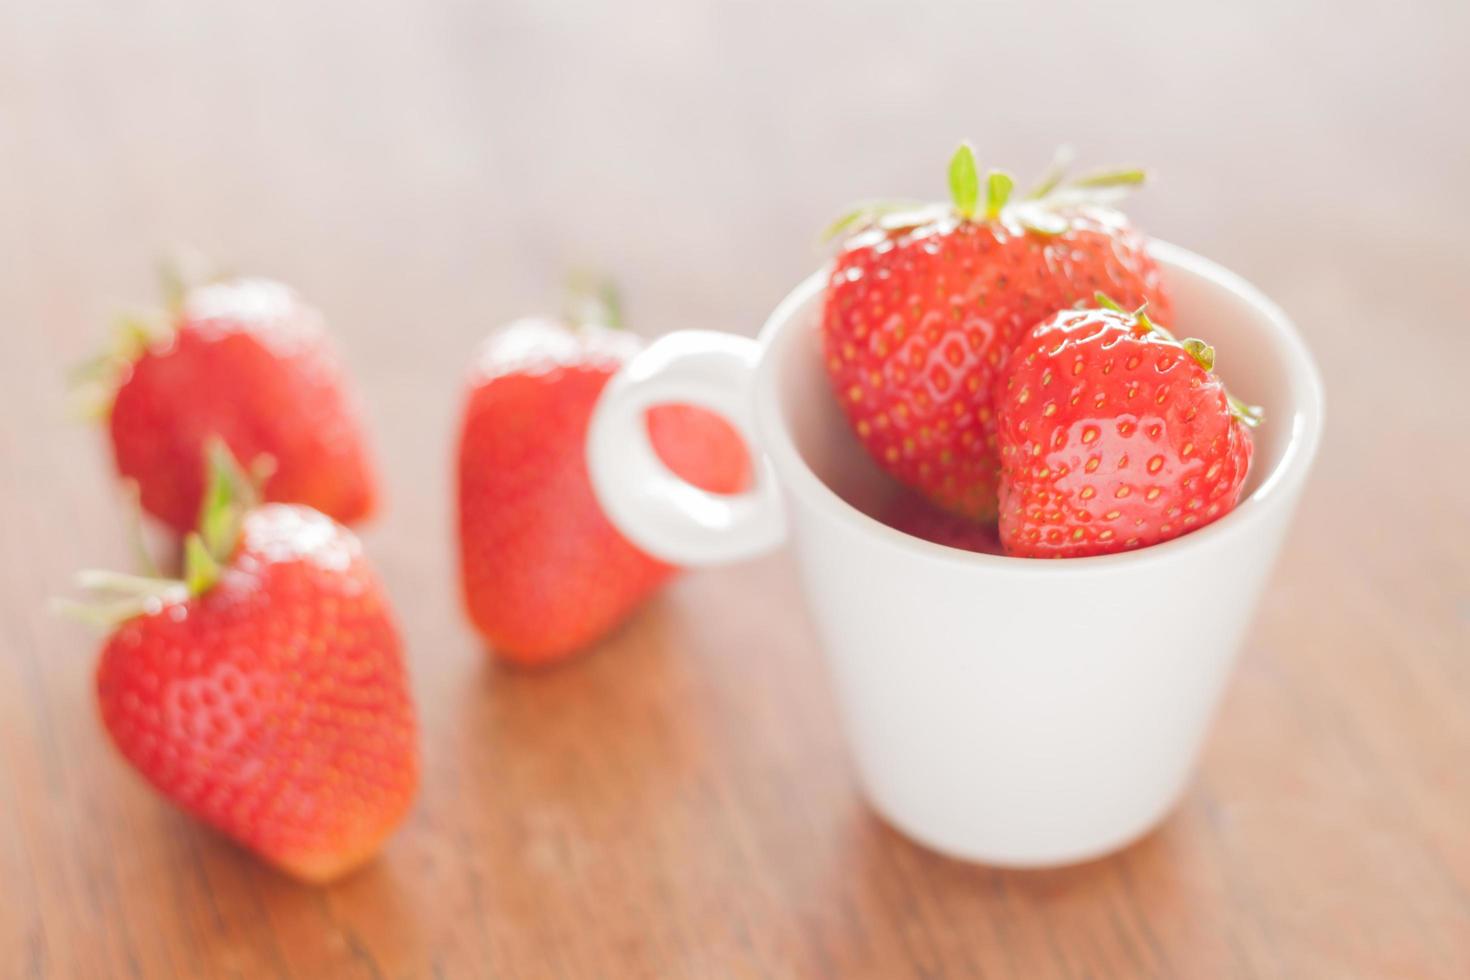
[587,242,1324,867]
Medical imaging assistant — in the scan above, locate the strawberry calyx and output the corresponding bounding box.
[196,437,268,564]
[1093,292,1158,335]
[1180,338,1216,372]
[1227,394,1266,428]
[68,311,172,421]
[53,570,191,629]
[54,440,271,629]
[948,141,982,219]
[823,141,1152,244]
[563,272,625,331]
[68,250,226,421]
[1092,292,1264,428]
[985,167,1015,222]
[156,247,220,315]
[1026,144,1077,200]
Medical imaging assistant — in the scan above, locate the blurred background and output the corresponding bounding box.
[6,0,1468,553]
[2,1,1468,977]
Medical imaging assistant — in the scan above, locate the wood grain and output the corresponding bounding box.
[2,1,1468,977]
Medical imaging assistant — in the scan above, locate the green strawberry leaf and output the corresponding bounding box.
[66,311,171,422]
[1181,338,1216,372]
[985,170,1015,221]
[1014,205,1068,236]
[198,438,264,565]
[52,441,260,630]
[183,532,220,597]
[1229,394,1266,428]
[1069,168,1148,189]
[52,570,189,629]
[948,143,980,220]
[820,199,933,243]
[1027,145,1076,200]
[1132,301,1155,334]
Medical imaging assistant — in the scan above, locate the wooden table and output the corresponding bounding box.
[2,2,1467,977]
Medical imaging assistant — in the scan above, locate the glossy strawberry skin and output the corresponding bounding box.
[109,279,378,533]
[95,505,418,882]
[457,319,749,666]
[996,309,1253,558]
[822,208,1169,520]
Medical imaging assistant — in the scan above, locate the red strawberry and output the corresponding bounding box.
[457,315,749,666]
[62,445,418,882]
[880,490,1003,555]
[93,275,378,533]
[822,143,1170,520]
[995,298,1260,558]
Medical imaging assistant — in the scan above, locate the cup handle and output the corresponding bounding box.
[587,330,787,566]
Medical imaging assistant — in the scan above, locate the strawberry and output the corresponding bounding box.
[995,296,1261,558]
[880,490,1003,555]
[83,273,378,533]
[60,444,418,882]
[821,143,1171,520]
[457,306,749,667]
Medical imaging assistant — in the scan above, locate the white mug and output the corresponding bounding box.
[587,242,1325,867]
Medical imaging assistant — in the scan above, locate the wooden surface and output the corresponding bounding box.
[3,2,1469,977]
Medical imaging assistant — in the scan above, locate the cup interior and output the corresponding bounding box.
[761,243,1321,540]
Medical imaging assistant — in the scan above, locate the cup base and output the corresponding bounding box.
[862,782,1188,869]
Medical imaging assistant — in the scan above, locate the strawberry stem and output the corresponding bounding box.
[948,142,980,220]
[565,273,625,331]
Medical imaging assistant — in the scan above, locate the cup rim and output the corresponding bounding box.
[750,240,1326,573]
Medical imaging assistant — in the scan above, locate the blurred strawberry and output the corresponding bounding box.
[59,443,418,882]
[457,289,749,667]
[996,297,1260,558]
[822,143,1170,520]
[79,269,378,533]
